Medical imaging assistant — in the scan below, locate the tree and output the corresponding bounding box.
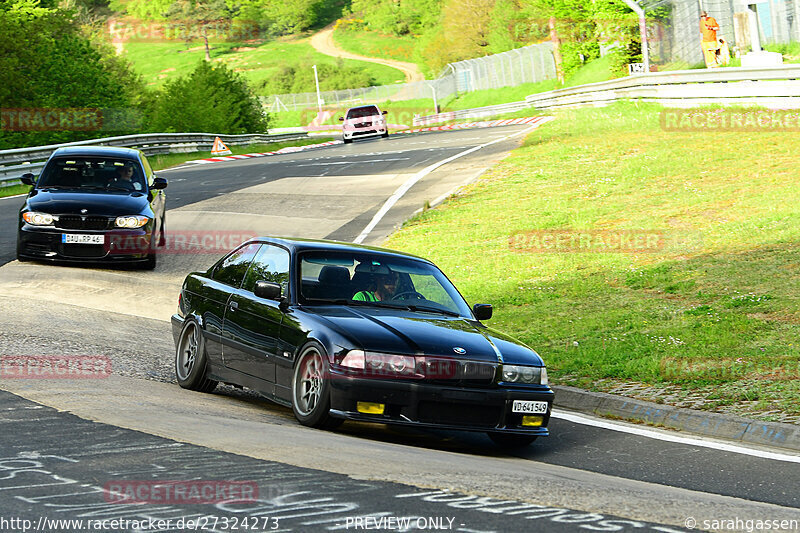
[148,60,270,133]
[0,0,147,148]
[165,0,232,61]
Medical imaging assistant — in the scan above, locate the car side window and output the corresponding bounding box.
[243,245,290,296]
[211,243,261,288]
[140,156,154,186]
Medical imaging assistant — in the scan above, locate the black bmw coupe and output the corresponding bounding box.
[172,237,553,447]
[16,146,167,269]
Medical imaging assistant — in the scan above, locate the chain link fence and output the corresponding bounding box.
[262,43,556,113]
[643,0,800,68]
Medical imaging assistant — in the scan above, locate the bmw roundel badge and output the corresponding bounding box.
[453,347,467,355]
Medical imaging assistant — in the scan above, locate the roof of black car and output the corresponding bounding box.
[50,146,143,159]
[253,237,429,262]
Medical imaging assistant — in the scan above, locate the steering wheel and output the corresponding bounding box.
[391,291,426,301]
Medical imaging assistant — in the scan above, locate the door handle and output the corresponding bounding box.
[229,301,238,311]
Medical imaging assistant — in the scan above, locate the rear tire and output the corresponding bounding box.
[292,343,341,429]
[487,433,537,449]
[175,320,218,393]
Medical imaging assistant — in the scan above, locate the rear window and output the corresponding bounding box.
[346,106,380,119]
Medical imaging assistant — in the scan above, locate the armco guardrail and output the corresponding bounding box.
[412,65,800,126]
[525,65,800,110]
[0,131,309,187]
[412,101,532,126]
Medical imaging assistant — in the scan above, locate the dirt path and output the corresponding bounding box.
[310,24,425,83]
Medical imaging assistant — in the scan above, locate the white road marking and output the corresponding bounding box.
[1,192,28,200]
[296,158,410,166]
[353,119,553,244]
[552,410,800,464]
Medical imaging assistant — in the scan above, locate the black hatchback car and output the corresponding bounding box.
[16,146,167,269]
[173,237,553,447]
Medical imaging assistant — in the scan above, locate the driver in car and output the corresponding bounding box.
[108,163,143,191]
[353,271,398,302]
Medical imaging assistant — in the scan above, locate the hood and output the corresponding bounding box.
[308,306,544,366]
[25,189,150,216]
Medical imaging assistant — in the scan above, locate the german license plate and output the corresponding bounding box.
[62,234,104,245]
[512,400,548,414]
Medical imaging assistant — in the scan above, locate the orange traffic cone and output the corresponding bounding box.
[211,136,232,156]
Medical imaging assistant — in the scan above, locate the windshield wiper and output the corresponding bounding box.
[341,300,407,310]
[405,304,461,317]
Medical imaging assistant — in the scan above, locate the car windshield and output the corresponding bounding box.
[36,157,146,191]
[299,251,472,317]
[347,106,380,119]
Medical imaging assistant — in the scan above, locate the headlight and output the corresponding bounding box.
[22,212,55,226]
[338,350,420,378]
[340,349,365,370]
[114,215,149,228]
[500,364,546,385]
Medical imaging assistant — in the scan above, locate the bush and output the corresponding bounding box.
[148,61,270,133]
[0,0,147,148]
[257,61,376,95]
[561,41,601,78]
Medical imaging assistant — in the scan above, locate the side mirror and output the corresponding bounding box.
[20,173,36,186]
[338,116,344,122]
[473,303,493,321]
[151,176,168,190]
[382,110,388,115]
[254,280,282,300]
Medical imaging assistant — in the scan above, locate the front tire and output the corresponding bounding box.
[142,233,158,270]
[292,343,340,429]
[487,433,537,449]
[175,320,217,393]
[343,137,352,144]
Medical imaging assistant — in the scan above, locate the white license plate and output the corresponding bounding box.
[62,234,104,245]
[512,400,549,414]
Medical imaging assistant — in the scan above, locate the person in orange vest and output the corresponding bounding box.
[700,11,721,68]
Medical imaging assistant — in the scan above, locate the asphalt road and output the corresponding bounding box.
[1,125,799,531]
[0,390,689,533]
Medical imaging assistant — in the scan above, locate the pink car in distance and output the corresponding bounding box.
[339,105,389,144]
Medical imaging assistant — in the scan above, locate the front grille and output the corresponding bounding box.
[417,401,502,428]
[61,244,107,258]
[56,215,113,231]
[423,360,497,388]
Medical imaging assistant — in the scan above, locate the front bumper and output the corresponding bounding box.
[17,226,154,263]
[328,370,553,436]
[342,125,388,141]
